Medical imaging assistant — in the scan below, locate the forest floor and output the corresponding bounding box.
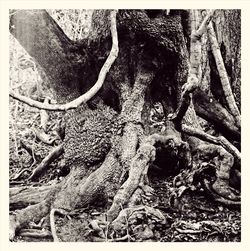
[9,100,241,242]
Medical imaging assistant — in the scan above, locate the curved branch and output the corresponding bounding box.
[10,10,119,111]
[193,89,240,140]
[182,124,240,163]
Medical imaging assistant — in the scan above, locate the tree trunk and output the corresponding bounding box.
[9,9,241,242]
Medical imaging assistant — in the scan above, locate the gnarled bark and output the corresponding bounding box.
[9,9,241,242]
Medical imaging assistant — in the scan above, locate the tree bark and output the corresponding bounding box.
[10,10,85,101]
[9,9,241,242]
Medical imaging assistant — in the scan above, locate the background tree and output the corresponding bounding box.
[9,9,241,242]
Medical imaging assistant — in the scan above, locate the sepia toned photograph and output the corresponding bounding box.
[8,8,241,242]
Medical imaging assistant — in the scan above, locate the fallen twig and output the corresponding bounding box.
[175,228,203,234]
[111,234,134,242]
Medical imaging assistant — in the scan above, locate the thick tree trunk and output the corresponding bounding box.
[10,10,85,101]
[9,9,241,242]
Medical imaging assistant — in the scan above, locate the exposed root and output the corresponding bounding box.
[10,184,55,210]
[50,208,69,242]
[202,179,241,206]
[107,133,190,222]
[107,136,157,221]
[28,144,64,181]
[19,228,52,238]
[182,124,240,163]
[9,199,52,240]
[171,143,240,207]
[119,123,141,175]
[195,144,240,203]
[167,8,241,209]
[107,146,155,221]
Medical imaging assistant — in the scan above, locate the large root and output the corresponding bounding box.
[10,184,55,210]
[9,60,156,241]
[167,9,241,208]
[107,133,191,222]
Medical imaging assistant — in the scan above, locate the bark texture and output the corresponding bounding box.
[9,9,241,241]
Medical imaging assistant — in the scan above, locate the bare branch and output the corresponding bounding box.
[9,10,119,111]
